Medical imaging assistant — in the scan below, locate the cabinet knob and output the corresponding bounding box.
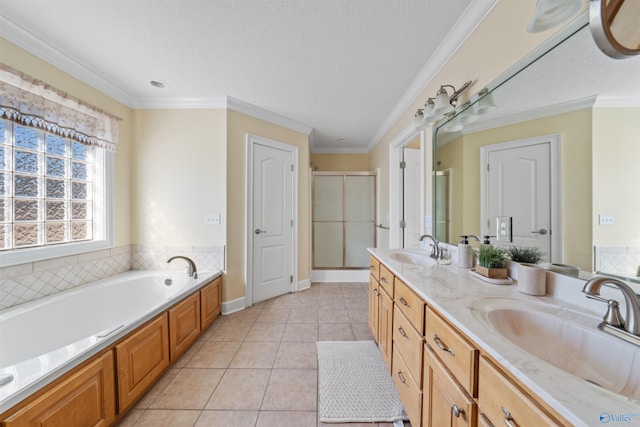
[452,404,464,418]
[502,406,517,427]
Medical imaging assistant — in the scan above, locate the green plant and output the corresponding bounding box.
[507,246,544,264]
[477,246,508,269]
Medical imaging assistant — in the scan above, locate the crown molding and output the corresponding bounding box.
[310,146,370,154]
[0,16,134,107]
[367,0,500,153]
[131,97,228,110]
[594,95,640,108]
[226,97,313,135]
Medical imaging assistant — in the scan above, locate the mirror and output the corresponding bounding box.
[433,14,640,281]
[590,0,640,59]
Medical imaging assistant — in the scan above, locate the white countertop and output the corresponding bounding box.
[369,248,640,427]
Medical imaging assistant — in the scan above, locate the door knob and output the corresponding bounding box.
[255,228,267,235]
[531,229,547,235]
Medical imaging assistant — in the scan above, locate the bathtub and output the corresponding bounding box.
[0,269,221,414]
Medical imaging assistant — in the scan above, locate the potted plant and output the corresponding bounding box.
[476,246,508,279]
[506,246,544,264]
[506,246,546,295]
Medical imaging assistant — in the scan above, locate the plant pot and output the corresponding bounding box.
[475,265,508,279]
[517,263,546,295]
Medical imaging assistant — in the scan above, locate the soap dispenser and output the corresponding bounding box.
[458,236,474,269]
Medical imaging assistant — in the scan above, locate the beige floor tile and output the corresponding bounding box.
[318,296,345,308]
[186,341,242,368]
[344,297,368,310]
[195,410,259,427]
[351,323,375,341]
[274,342,318,369]
[172,340,205,368]
[261,369,317,411]
[202,321,253,341]
[221,306,263,323]
[348,308,369,323]
[261,293,294,309]
[318,323,355,341]
[282,323,318,342]
[245,322,285,342]
[229,341,279,368]
[132,409,201,427]
[205,369,271,410]
[257,410,317,427]
[288,307,318,323]
[150,368,225,409]
[135,368,181,409]
[115,408,144,426]
[318,308,350,324]
[256,308,290,323]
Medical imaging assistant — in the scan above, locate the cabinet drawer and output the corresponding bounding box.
[394,277,425,335]
[424,346,476,427]
[379,264,394,296]
[391,344,422,427]
[369,255,380,281]
[478,356,561,427]
[425,307,478,396]
[392,305,423,386]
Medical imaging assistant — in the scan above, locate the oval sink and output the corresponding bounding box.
[385,249,433,266]
[471,297,640,400]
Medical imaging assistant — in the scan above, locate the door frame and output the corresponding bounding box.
[479,134,562,262]
[245,134,298,307]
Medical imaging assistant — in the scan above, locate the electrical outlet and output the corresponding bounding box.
[204,213,221,225]
[496,216,513,242]
[599,214,615,225]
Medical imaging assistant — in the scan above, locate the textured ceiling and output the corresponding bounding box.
[0,0,486,152]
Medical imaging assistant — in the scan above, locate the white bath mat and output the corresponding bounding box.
[317,340,408,423]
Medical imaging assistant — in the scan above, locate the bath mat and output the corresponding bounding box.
[317,340,408,423]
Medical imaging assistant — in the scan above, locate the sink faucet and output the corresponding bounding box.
[167,256,198,279]
[418,234,440,259]
[582,277,640,336]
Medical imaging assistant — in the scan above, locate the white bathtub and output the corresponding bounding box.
[0,269,220,413]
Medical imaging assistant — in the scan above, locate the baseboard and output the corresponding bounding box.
[311,269,369,283]
[221,296,245,315]
[297,278,311,291]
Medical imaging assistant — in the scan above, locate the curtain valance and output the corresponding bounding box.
[0,63,120,152]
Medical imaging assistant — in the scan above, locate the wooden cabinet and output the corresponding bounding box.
[369,255,380,282]
[200,277,221,330]
[423,345,476,427]
[3,352,115,427]
[394,277,425,335]
[478,356,562,427]
[115,314,170,412]
[379,264,394,296]
[368,274,380,343]
[392,305,423,386]
[391,344,422,427]
[169,292,201,361]
[378,286,394,372]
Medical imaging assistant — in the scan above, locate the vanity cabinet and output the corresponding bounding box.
[368,255,393,372]
[378,286,394,372]
[115,314,170,412]
[2,352,115,427]
[391,343,422,427]
[169,292,201,361]
[368,274,380,343]
[200,277,222,330]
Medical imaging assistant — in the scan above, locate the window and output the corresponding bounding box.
[0,64,118,267]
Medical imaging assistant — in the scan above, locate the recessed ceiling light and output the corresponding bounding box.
[337,138,349,144]
[150,80,166,88]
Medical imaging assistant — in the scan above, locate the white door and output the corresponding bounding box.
[484,140,552,261]
[252,142,294,304]
[403,148,421,248]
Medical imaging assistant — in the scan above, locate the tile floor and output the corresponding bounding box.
[117,282,411,427]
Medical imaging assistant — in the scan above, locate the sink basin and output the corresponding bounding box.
[385,249,433,266]
[471,297,640,400]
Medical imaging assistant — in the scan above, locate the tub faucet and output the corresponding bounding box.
[418,234,440,259]
[582,276,640,336]
[167,256,198,279]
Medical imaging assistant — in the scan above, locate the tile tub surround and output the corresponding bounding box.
[368,248,640,427]
[116,282,410,427]
[132,245,225,274]
[595,246,640,276]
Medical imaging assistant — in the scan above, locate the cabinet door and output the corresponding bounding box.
[391,344,422,427]
[478,356,561,427]
[169,292,201,360]
[368,274,380,343]
[115,314,169,412]
[424,346,476,427]
[4,352,115,427]
[378,287,394,372]
[200,277,222,330]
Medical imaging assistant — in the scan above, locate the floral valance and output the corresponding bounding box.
[0,63,120,152]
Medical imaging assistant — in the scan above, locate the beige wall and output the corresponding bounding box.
[592,107,640,247]
[1,38,132,247]
[131,109,227,247]
[226,110,310,302]
[310,153,370,171]
[437,108,593,270]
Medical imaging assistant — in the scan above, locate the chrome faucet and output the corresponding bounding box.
[418,234,440,259]
[582,276,640,340]
[167,256,198,279]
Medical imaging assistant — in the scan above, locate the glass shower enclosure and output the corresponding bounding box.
[312,172,376,269]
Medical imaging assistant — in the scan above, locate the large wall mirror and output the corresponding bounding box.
[432,13,640,281]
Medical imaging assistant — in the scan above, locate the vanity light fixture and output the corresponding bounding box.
[414,81,472,130]
[527,0,581,33]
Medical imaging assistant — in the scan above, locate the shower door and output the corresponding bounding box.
[312,173,376,269]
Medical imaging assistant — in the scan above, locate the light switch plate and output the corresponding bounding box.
[599,214,615,225]
[496,216,512,242]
